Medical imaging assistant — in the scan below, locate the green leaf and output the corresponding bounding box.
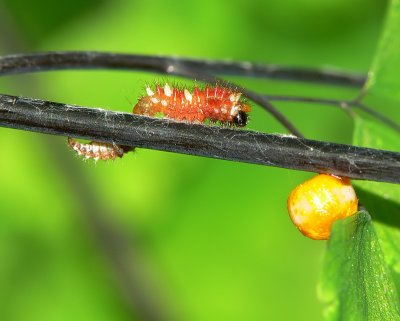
[353,116,400,152]
[352,0,400,292]
[365,0,400,101]
[319,211,400,321]
[352,117,400,294]
[319,0,400,318]
[362,0,400,123]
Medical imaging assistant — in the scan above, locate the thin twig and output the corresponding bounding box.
[0,93,399,183]
[352,101,400,132]
[264,94,349,106]
[0,51,366,87]
[264,94,400,133]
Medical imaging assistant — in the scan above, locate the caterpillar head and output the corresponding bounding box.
[228,92,251,127]
[233,110,248,127]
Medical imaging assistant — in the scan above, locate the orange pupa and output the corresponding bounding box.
[287,174,358,240]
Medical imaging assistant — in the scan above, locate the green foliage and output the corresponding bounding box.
[361,0,400,124]
[0,0,396,321]
[319,211,400,321]
[352,117,400,314]
[353,0,400,298]
[319,0,400,319]
[365,0,400,112]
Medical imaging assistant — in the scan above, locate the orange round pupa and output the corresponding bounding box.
[287,174,358,240]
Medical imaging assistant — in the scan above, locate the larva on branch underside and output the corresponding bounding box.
[68,83,251,161]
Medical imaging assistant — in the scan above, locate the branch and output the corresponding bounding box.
[0,51,304,137]
[0,93,399,184]
[0,51,366,87]
[264,94,400,133]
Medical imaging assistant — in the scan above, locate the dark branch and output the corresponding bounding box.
[0,51,303,137]
[0,51,366,87]
[0,93,399,184]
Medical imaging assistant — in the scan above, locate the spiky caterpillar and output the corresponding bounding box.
[136,83,251,126]
[68,83,251,161]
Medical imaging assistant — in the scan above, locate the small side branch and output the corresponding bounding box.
[264,94,400,133]
[0,93,399,183]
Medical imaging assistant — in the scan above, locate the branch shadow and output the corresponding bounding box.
[356,187,400,229]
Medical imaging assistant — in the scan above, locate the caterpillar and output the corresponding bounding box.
[136,83,251,126]
[67,138,132,161]
[287,174,358,240]
[68,83,251,161]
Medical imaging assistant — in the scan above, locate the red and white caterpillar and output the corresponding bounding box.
[68,83,251,161]
[136,83,251,126]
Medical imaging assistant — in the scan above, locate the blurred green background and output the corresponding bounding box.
[0,0,388,320]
